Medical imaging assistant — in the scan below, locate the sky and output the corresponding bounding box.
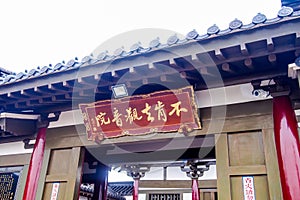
[0,0,281,73]
[0,0,283,185]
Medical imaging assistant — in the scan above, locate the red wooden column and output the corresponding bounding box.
[192,179,200,200]
[125,165,149,200]
[273,95,300,200]
[23,127,47,200]
[181,161,215,200]
[133,178,139,200]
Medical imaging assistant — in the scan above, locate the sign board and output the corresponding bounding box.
[80,86,201,141]
[0,172,20,199]
[51,183,60,200]
[242,176,256,200]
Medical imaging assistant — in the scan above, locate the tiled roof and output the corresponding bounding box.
[108,182,134,196]
[0,7,299,86]
[80,182,133,200]
[0,67,14,78]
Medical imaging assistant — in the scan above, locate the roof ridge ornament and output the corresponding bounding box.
[186,29,199,40]
[207,24,220,35]
[130,41,143,52]
[81,55,92,63]
[39,65,53,75]
[114,46,125,57]
[167,34,179,45]
[149,37,160,48]
[53,62,66,71]
[278,6,294,17]
[97,50,109,61]
[66,58,77,68]
[252,13,267,24]
[229,18,243,30]
[1,7,299,87]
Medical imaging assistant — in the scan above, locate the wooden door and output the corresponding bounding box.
[38,147,85,200]
[216,130,282,200]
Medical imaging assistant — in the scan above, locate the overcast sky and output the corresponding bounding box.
[0,0,281,73]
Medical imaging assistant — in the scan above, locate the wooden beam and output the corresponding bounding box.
[222,63,235,74]
[125,81,133,89]
[139,180,217,189]
[63,81,74,89]
[38,97,54,104]
[21,89,42,97]
[79,89,96,97]
[268,54,277,66]
[190,54,205,66]
[266,38,274,51]
[48,83,70,92]
[14,101,27,109]
[77,77,96,87]
[228,165,267,175]
[200,67,214,77]
[240,43,249,56]
[94,74,100,80]
[129,67,136,74]
[180,72,199,80]
[0,154,31,166]
[111,70,119,78]
[148,63,156,70]
[95,87,110,94]
[148,63,166,74]
[295,49,300,57]
[51,94,70,102]
[244,58,254,69]
[296,32,300,46]
[34,86,56,94]
[169,58,177,66]
[160,75,174,82]
[25,99,40,106]
[215,49,226,60]
[7,91,29,99]
[142,78,148,85]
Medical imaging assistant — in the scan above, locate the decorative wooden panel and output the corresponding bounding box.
[230,176,269,200]
[149,193,181,200]
[216,130,282,200]
[0,154,30,199]
[39,147,85,200]
[228,131,265,166]
[200,190,217,200]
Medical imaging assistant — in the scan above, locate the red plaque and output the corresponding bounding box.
[79,86,201,141]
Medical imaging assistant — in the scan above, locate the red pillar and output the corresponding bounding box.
[23,127,47,200]
[192,179,200,200]
[133,178,139,200]
[273,96,300,200]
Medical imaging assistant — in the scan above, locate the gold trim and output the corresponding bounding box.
[79,86,201,142]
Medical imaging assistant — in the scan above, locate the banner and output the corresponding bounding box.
[79,86,201,141]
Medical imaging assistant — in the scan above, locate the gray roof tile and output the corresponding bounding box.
[0,6,299,86]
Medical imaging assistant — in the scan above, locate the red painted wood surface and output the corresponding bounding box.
[22,127,47,200]
[192,179,200,200]
[133,179,139,200]
[80,86,201,141]
[273,96,300,200]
